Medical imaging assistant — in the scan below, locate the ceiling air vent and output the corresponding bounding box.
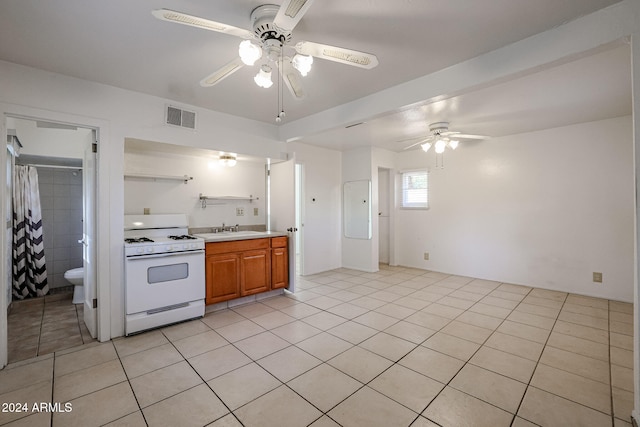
[165,105,197,130]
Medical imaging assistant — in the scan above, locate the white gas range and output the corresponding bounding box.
[124,214,205,335]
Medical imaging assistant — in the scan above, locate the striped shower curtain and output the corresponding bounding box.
[12,165,49,299]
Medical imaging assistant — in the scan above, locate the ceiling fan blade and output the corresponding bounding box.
[200,58,244,87]
[451,133,489,140]
[277,57,305,98]
[152,9,254,39]
[295,41,379,69]
[273,0,315,32]
[403,137,433,150]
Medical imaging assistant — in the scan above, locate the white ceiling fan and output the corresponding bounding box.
[152,1,379,101]
[402,122,489,153]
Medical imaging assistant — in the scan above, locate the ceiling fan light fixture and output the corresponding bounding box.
[292,54,313,76]
[254,65,273,88]
[219,153,237,167]
[434,139,447,154]
[421,142,432,152]
[238,40,262,66]
[448,140,459,150]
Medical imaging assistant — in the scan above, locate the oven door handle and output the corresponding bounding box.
[126,251,204,261]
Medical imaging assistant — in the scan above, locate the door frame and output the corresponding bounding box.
[0,104,111,368]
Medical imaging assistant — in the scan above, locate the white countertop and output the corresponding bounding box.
[194,230,287,243]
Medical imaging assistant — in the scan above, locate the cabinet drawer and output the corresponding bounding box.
[206,238,270,255]
[271,236,288,248]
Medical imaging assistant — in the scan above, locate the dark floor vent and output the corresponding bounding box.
[165,105,197,130]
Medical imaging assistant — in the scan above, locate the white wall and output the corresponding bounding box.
[341,147,374,271]
[124,148,266,228]
[7,117,91,159]
[289,142,342,275]
[396,116,634,302]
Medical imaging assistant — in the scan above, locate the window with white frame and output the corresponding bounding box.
[400,170,429,209]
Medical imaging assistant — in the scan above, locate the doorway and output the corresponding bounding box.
[3,116,98,364]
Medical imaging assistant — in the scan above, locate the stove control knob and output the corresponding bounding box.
[166,245,172,251]
[182,244,188,250]
[190,243,196,249]
[146,247,153,253]
[137,248,144,254]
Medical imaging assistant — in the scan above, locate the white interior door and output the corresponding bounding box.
[378,168,390,264]
[269,158,296,292]
[82,137,97,337]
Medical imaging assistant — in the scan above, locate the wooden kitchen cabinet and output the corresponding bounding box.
[271,237,288,289]
[240,249,270,296]
[205,252,240,304]
[205,236,287,304]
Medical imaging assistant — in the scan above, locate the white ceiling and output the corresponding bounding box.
[0,0,631,152]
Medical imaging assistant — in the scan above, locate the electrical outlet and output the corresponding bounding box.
[143,208,150,215]
[424,252,429,261]
[593,272,603,283]
[254,207,259,216]
[236,207,244,216]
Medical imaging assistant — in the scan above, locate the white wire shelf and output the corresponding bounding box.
[124,173,193,184]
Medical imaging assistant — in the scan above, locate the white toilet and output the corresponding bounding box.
[64,267,84,304]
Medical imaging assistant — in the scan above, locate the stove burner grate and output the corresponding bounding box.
[168,235,197,240]
[125,237,154,244]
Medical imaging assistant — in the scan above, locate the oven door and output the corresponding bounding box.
[125,250,205,314]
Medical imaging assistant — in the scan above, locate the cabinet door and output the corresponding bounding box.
[240,249,270,296]
[206,253,240,304]
[271,247,288,289]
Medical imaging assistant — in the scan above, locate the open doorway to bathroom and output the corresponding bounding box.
[5,117,97,363]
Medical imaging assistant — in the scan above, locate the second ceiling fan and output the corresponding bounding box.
[153,0,379,101]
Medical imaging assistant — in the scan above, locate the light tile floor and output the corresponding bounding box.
[0,266,635,426]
